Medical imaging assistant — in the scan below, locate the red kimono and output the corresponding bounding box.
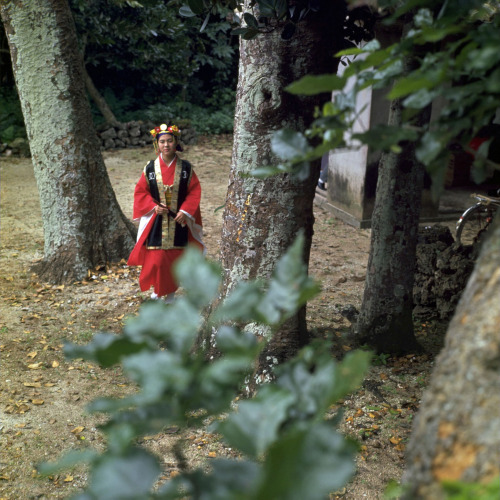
[127,155,204,296]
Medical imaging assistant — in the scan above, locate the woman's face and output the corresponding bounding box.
[158,134,176,158]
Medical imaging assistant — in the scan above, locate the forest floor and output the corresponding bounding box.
[1,135,450,499]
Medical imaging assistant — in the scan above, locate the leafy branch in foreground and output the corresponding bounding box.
[267,2,500,188]
[40,233,370,499]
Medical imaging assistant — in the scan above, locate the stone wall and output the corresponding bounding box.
[413,225,475,320]
[1,121,197,157]
[97,121,197,150]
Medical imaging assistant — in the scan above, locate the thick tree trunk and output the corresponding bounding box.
[1,0,135,283]
[82,63,119,127]
[215,0,345,387]
[402,215,500,498]
[354,47,431,354]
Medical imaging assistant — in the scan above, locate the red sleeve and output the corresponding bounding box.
[179,170,201,217]
[133,173,157,220]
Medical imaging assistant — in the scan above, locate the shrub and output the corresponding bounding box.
[0,87,26,143]
[144,92,235,136]
[40,234,370,499]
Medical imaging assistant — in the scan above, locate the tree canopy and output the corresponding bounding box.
[274,0,500,189]
[70,0,237,104]
[0,0,239,139]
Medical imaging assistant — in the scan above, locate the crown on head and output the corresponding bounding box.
[150,124,181,139]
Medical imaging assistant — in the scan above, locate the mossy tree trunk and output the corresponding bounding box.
[354,44,431,354]
[1,0,135,283]
[402,215,500,498]
[216,0,345,388]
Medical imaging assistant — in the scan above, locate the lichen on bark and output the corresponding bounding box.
[215,0,344,390]
[1,0,135,283]
[403,216,500,498]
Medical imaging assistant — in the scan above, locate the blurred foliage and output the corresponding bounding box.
[40,234,371,499]
[144,88,235,135]
[269,0,500,191]
[385,477,500,499]
[70,0,237,99]
[70,0,238,130]
[180,0,375,43]
[441,477,500,499]
[0,87,26,143]
[1,0,237,138]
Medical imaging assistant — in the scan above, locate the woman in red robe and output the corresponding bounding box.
[127,124,204,302]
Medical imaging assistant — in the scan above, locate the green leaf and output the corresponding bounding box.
[64,333,149,367]
[200,12,210,32]
[286,74,345,96]
[187,0,205,15]
[231,27,251,36]
[403,87,438,109]
[485,67,500,93]
[200,357,259,412]
[353,125,419,153]
[123,350,191,402]
[271,129,311,161]
[275,349,337,418]
[174,247,222,308]
[258,0,277,17]
[216,386,295,458]
[276,348,370,418]
[330,350,372,402]
[335,39,380,57]
[165,459,261,498]
[215,326,259,355]
[255,424,357,500]
[214,281,264,323]
[257,232,321,324]
[38,449,98,475]
[441,477,500,499]
[87,448,160,499]
[416,131,447,165]
[466,45,500,71]
[388,76,436,100]
[206,459,261,496]
[123,300,199,354]
[242,28,260,40]
[179,5,196,17]
[250,164,290,178]
[243,12,258,28]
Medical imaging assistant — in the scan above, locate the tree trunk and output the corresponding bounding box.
[214,0,345,388]
[402,215,500,498]
[1,0,135,283]
[353,46,431,354]
[82,63,120,127]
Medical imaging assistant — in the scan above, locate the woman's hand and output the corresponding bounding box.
[155,204,169,215]
[174,211,187,226]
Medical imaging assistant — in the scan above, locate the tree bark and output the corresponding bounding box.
[213,0,345,388]
[82,62,119,127]
[402,214,500,498]
[353,45,431,354]
[1,0,135,283]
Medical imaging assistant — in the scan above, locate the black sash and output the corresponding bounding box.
[145,159,192,248]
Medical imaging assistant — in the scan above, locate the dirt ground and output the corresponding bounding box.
[0,135,448,499]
